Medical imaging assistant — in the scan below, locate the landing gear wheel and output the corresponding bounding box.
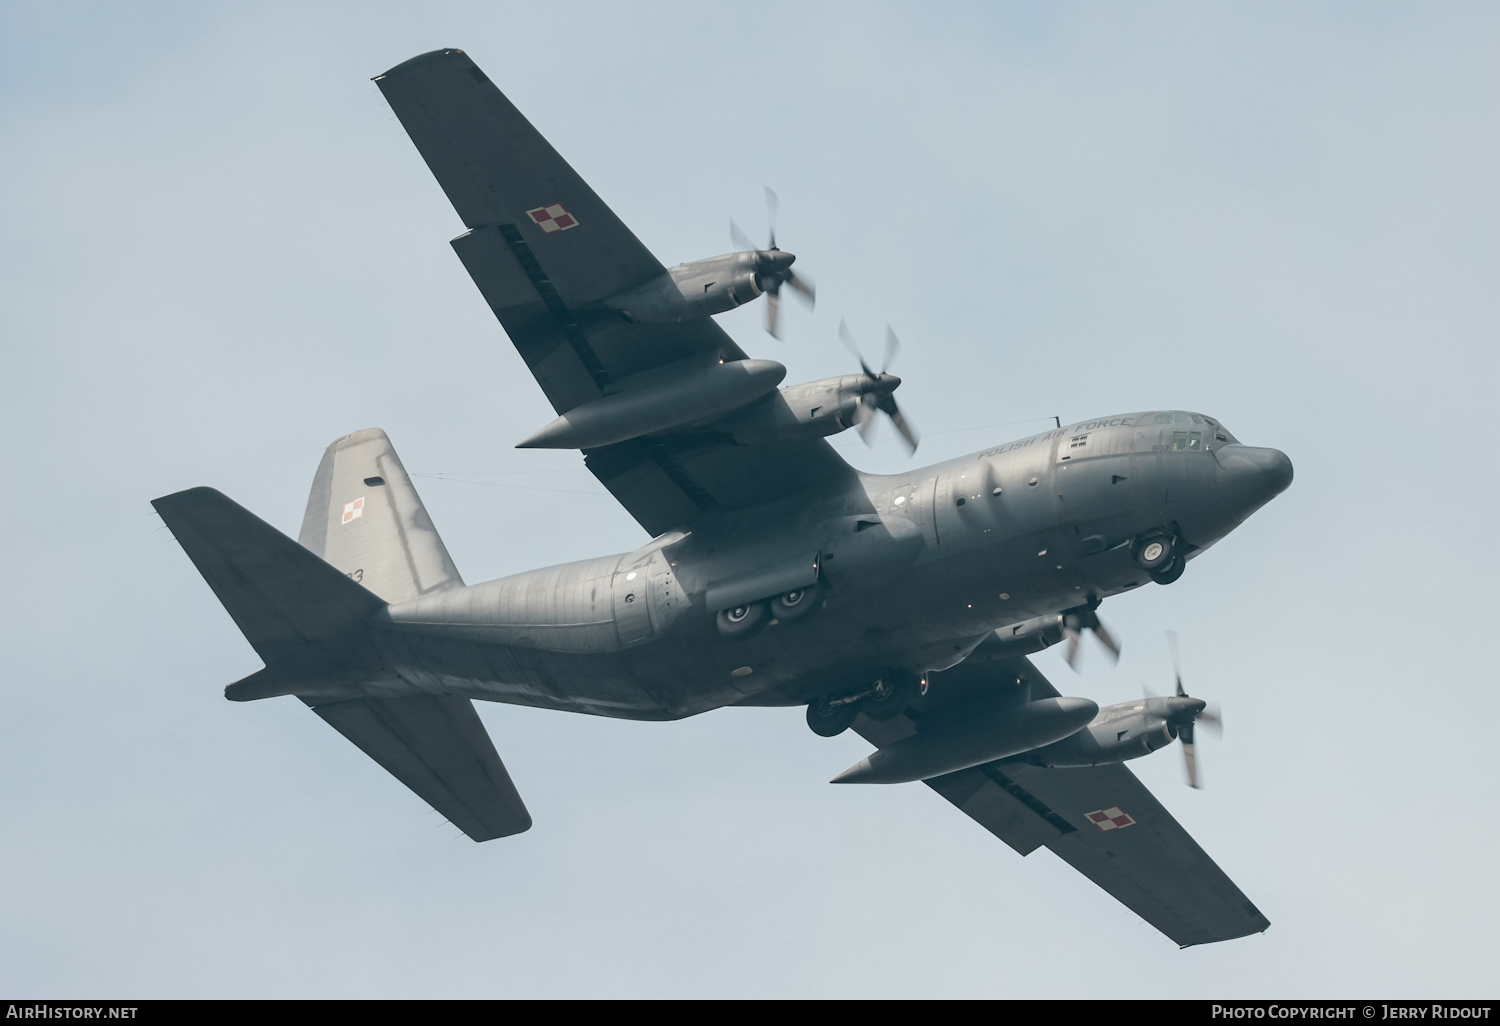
[716,601,770,640]
[1150,558,1185,585]
[1133,534,1176,571]
[771,581,825,624]
[806,697,857,737]
[860,674,920,721]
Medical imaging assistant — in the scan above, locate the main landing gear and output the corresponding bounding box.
[716,580,826,641]
[805,673,922,737]
[1133,531,1185,586]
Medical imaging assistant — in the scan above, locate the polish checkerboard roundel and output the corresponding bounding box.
[341,497,364,525]
[1085,806,1136,831]
[526,202,579,233]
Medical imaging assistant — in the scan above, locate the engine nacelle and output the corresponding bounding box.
[984,612,1067,657]
[602,254,762,323]
[719,375,868,444]
[1029,699,1178,768]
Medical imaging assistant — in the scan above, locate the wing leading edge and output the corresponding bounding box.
[853,653,1270,947]
[375,49,855,536]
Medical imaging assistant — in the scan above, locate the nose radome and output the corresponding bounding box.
[1219,445,1294,499]
[1246,446,1294,495]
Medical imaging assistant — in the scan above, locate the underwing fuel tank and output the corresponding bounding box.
[831,696,1099,784]
[517,359,785,449]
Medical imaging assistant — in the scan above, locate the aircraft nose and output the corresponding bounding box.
[1216,445,1294,507]
[1243,446,1294,495]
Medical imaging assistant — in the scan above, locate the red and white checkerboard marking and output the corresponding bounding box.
[1085,806,1136,831]
[341,497,365,525]
[526,202,579,233]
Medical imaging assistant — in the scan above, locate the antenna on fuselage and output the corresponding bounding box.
[1053,416,1061,429]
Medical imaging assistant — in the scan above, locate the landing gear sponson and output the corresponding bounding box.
[716,579,826,641]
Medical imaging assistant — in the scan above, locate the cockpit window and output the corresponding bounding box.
[1156,411,1238,445]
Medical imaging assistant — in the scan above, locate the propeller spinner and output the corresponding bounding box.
[730,187,815,339]
[1061,603,1121,672]
[838,321,919,453]
[1163,631,1222,788]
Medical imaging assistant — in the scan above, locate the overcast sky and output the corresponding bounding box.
[2,0,1496,999]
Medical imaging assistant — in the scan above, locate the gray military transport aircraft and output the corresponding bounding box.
[153,49,1293,947]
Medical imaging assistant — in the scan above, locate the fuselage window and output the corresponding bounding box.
[1154,413,1173,425]
[1171,431,1203,451]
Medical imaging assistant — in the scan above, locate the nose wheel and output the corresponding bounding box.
[1150,558,1185,585]
[1133,533,1175,571]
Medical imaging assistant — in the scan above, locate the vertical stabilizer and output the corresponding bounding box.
[299,428,463,604]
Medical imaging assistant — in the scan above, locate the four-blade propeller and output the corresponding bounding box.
[1162,630,1223,788]
[838,320,919,453]
[731,187,815,339]
[1061,605,1121,672]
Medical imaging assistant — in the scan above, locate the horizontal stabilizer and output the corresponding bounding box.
[312,695,532,841]
[153,487,384,664]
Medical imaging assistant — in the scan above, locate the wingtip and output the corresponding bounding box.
[469,814,534,841]
[151,485,228,513]
[374,48,470,81]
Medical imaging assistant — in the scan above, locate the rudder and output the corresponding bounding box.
[299,428,463,604]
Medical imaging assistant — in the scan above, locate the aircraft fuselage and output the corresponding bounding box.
[370,410,1292,720]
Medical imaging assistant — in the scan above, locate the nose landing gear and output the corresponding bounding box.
[1133,531,1184,586]
[1149,558,1185,585]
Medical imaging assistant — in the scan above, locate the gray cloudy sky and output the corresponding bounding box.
[2,0,1496,999]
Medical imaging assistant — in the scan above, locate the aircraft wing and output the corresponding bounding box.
[852,652,1270,947]
[375,49,855,536]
